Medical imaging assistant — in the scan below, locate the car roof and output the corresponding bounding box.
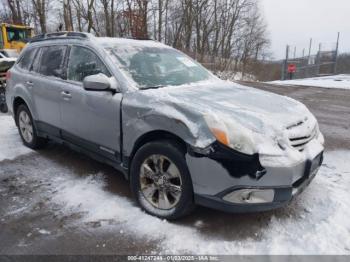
[96,37,171,49]
[29,32,171,50]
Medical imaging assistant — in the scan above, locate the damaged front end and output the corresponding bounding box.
[122,80,324,213]
[186,129,324,213]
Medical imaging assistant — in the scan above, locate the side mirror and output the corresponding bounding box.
[83,73,111,91]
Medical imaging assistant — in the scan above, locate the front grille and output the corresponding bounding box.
[285,117,317,151]
[289,127,317,151]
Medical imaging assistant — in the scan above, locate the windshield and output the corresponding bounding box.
[107,46,213,89]
[6,27,31,43]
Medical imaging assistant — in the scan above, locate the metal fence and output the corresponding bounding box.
[281,33,340,80]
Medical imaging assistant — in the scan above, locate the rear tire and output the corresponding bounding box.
[16,104,47,149]
[130,140,195,220]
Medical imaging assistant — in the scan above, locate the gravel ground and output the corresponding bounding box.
[0,82,349,255]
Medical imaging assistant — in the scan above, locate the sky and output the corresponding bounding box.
[260,0,350,59]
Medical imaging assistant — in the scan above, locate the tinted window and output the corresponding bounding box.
[6,27,31,43]
[67,46,111,82]
[18,48,37,70]
[39,46,67,78]
[31,48,42,73]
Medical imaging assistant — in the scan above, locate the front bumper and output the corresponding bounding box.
[186,142,324,213]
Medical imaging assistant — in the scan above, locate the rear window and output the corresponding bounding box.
[38,46,67,78]
[18,48,37,71]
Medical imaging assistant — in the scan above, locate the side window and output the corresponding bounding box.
[18,48,37,71]
[31,47,43,73]
[38,46,67,78]
[67,46,111,82]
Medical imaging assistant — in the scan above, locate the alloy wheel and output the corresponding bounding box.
[18,110,33,143]
[140,154,182,210]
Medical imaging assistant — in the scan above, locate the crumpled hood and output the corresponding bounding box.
[144,80,314,137]
[124,78,322,161]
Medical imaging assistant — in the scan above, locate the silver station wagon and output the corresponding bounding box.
[6,32,324,219]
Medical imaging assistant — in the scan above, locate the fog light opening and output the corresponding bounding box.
[223,189,275,204]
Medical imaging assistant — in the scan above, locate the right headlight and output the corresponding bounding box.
[204,114,257,155]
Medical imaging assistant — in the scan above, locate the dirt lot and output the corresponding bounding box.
[0,82,349,255]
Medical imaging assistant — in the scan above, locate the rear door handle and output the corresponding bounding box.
[61,91,72,100]
[25,81,34,86]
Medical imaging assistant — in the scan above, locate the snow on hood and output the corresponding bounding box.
[158,80,312,131]
[139,80,317,152]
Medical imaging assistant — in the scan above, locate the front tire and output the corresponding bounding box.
[130,140,195,220]
[16,104,47,149]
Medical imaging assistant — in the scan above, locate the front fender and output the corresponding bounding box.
[122,92,215,157]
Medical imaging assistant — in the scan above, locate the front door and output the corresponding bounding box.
[60,45,122,160]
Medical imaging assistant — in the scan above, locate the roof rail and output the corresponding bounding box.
[126,36,153,41]
[29,31,90,43]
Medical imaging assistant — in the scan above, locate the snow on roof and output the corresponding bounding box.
[96,37,171,49]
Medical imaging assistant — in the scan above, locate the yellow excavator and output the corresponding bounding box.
[0,23,34,52]
[0,23,34,112]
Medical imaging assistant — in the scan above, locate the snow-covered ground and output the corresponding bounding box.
[0,115,33,161]
[1,114,350,255]
[269,74,350,90]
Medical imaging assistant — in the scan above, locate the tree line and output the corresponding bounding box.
[1,0,270,78]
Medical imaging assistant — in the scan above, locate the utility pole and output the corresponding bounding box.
[308,38,313,64]
[317,43,322,75]
[293,46,296,59]
[334,32,340,74]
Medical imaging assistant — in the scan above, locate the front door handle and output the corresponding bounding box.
[61,91,72,100]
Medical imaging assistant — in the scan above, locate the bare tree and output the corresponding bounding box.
[86,0,95,33]
[63,0,74,31]
[7,0,23,24]
[72,0,83,31]
[32,0,47,33]
[1,0,270,79]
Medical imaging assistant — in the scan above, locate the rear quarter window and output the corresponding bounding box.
[17,48,37,71]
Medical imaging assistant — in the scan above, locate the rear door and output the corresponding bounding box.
[60,45,122,159]
[30,45,68,135]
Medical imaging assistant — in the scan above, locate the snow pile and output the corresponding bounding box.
[269,74,350,90]
[0,114,33,161]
